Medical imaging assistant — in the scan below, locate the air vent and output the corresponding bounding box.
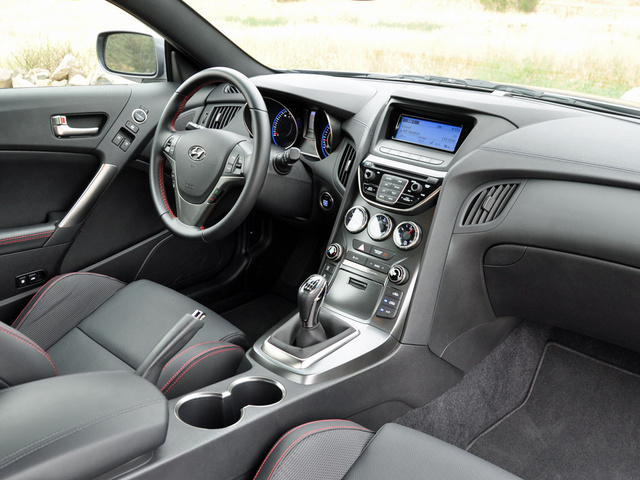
[337,143,356,187]
[462,183,519,226]
[208,105,241,130]
[223,84,240,94]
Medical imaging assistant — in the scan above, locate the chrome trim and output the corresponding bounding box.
[53,124,99,137]
[364,154,446,179]
[174,376,286,430]
[262,328,360,369]
[59,164,117,228]
[367,213,394,241]
[393,221,422,250]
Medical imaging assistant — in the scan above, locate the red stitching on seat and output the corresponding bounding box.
[0,231,54,246]
[12,272,120,330]
[160,346,243,395]
[258,423,373,480]
[170,80,222,131]
[158,160,176,218]
[0,324,57,376]
[252,420,367,479]
[162,341,225,371]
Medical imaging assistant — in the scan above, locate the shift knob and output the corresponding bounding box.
[298,274,328,329]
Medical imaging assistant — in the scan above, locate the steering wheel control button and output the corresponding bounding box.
[345,251,367,266]
[320,192,334,211]
[388,264,409,285]
[325,243,343,261]
[344,206,369,233]
[207,188,223,204]
[132,108,148,124]
[370,246,395,261]
[367,213,393,241]
[393,221,422,250]
[164,135,179,157]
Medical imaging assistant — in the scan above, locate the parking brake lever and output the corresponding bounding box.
[135,310,206,385]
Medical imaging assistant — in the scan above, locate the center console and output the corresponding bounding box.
[251,99,474,384]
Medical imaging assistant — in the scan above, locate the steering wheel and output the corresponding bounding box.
[149,67,270,242]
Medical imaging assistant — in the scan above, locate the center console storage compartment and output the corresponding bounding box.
[325,269,383,319]
[175,377,285,429]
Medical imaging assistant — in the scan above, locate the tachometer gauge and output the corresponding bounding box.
[272,108,298,148]
[243,98,299,149]
[320,124,332,158]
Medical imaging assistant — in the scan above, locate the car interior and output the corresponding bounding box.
[2,0,640,479]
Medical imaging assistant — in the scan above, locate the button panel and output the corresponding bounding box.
[375,286,404,319]
[359,162,443,210]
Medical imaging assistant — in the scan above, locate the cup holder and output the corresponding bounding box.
[175,377,285,430]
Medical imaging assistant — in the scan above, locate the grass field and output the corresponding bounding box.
[1,0,639,101]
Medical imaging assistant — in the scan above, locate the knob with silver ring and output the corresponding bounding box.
[325,242,343,261]
[367,213,393,241]
[388,264,409,285]
[393,221,422,250]
[344,206,369,234]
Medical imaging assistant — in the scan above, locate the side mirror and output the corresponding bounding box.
[97,31,166,82]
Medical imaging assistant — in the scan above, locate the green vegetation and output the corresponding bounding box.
[224,16,288,27]
[375,21,440,32]
[479,0,540,13]
[4,40,90,73]
[105,33,156,75]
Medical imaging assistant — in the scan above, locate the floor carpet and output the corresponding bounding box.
[467,343,640,479]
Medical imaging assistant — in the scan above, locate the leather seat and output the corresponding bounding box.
[254,420,521,480]
[0,272,248,398]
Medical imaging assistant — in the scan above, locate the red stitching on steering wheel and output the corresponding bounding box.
[170,80,223,131]
[158,160,176,218]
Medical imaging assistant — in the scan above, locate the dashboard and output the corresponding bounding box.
[176,71,640,375]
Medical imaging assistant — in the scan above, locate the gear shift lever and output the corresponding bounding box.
[298,274,327,328]
[295,274,328,347]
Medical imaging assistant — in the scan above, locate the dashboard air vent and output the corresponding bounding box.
[338,143,356,187]
[223,84,240,94]
[462,183,519,226]
[208,105,241,130]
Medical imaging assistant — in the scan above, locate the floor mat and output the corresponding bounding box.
[467,343,640,480]
[221,294,296,346]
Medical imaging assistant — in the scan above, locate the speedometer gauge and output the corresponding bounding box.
[313,110,341,159]
[272,108,298,148]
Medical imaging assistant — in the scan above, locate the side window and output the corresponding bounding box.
[0,0,155,89]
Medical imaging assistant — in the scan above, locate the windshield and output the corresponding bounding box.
[186,0,640,106]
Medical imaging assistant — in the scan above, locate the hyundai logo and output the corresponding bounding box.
[188,146,206,161]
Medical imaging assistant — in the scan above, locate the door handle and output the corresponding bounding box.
[52,115,100,137]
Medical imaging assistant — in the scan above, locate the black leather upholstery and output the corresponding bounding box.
[0,372,167,480]
[1,273,248,398]
[254,421,521,480]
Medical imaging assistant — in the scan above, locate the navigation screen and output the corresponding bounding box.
[393,116,463,153]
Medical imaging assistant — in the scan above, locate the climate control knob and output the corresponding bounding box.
[325,243,343,261]
[388,264,409,285]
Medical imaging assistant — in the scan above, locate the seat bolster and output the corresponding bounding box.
[12,272,125,350]
[343,423,521,480]
[253,420,374,480]
[0,323,57,388]
[157,342,245,399]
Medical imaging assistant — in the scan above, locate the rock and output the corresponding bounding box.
[622,87,640,104]
[12,76,35,88]
[11,68,25,79]
[51,54,80,81]
[0,68,11,88]
[52,80,68,87]
[28,68,50,80]
[68,74,89,86]
[36,79,53,87]
[90,72,113,85]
